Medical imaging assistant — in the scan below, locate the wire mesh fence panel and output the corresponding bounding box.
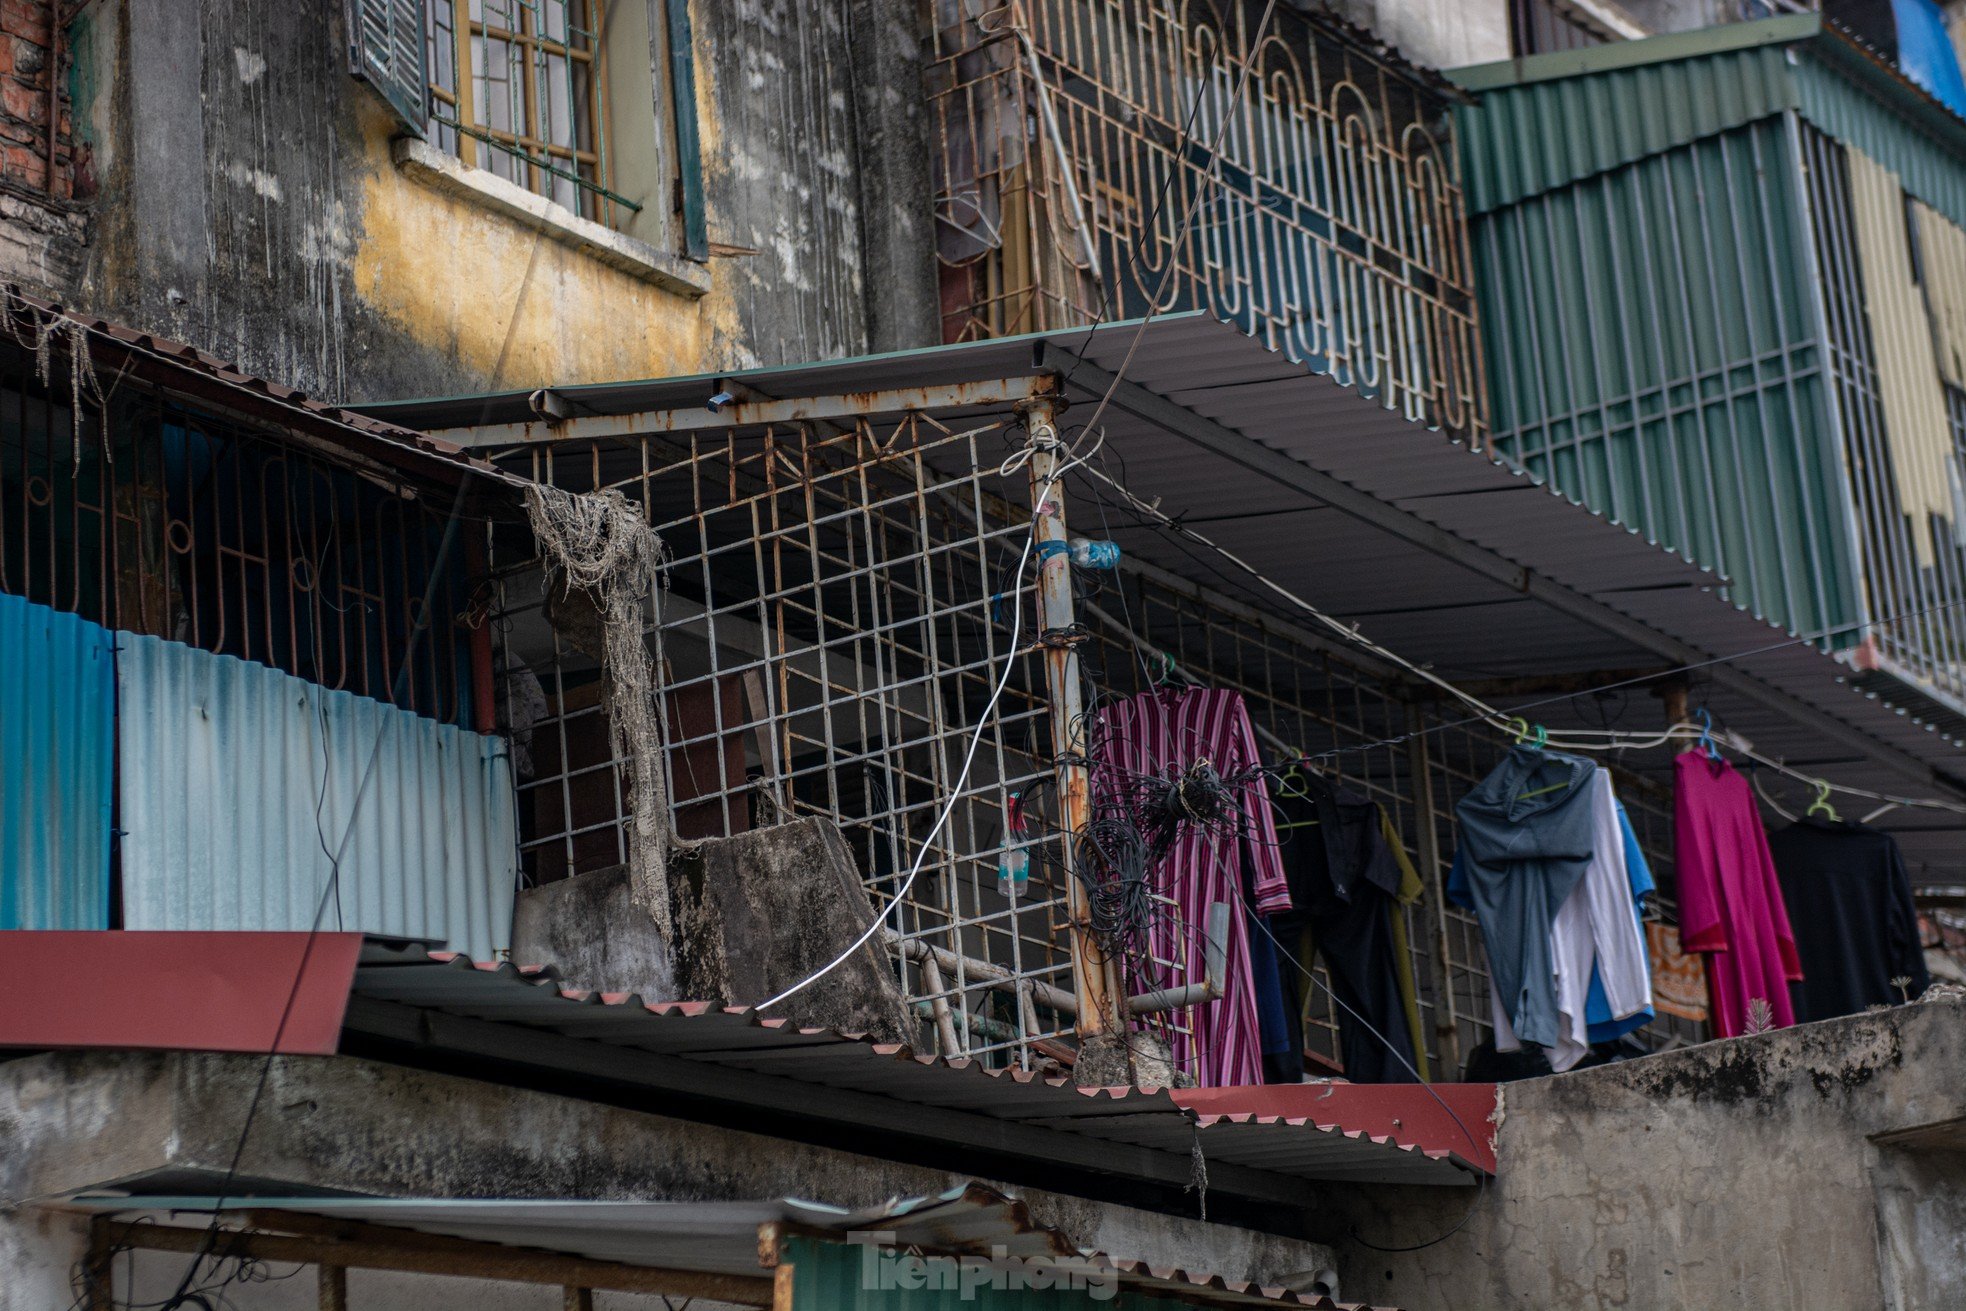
[927,0,1486,441]
[493,406,1709,1078]
[495,413,1084,1067]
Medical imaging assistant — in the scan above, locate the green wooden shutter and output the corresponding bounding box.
[666,0,708,261]
[347,0,429,138]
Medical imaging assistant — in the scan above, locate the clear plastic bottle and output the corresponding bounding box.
[997,846,1030,899]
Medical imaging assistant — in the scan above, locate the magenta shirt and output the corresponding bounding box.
[1673,751,1803,1037]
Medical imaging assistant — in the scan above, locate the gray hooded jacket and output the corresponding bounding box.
[1453,746,1598,1050]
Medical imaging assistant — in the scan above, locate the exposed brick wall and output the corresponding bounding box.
[0,0,68,199]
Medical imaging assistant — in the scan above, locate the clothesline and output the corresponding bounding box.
[1072,458,1966,820]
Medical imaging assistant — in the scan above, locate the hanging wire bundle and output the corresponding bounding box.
[1073,809,1153,960]
[524,483,678,938]
[1134,757,1265,865]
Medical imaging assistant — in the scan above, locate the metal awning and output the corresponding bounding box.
[358,313,1966,877]
[62,1182,1396,1310]
[0,932,1494,1195]
[346,944,1495,1191]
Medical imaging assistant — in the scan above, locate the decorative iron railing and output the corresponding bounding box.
[928,0,1486,439]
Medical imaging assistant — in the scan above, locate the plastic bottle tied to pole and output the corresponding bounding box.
[999,793,1031,899]
[1070,537,1121,570]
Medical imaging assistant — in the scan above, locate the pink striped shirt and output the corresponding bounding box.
[1095,687,1291,1086]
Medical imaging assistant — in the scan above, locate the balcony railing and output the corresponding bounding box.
[928,0,1486,440]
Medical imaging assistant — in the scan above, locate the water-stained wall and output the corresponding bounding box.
[61,0,937,403]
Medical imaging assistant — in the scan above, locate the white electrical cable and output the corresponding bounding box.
[758,426,1093,1011]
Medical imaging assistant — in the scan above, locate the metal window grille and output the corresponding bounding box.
[426,0,634,225]
[926,0,1486,441]
[0,338,484,726]
[1802,122,1966,704]
[491,403,1707,1075]
[493,413,1087,1064]
[1507,0,1614,58]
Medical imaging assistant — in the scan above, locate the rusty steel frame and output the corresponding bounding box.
[927,0,1488,441]
[487,387,1708,1078]
[434,377,1062,448]
[492,408,1086,1066]
[85,1216,773,1305]
[1017,395,1124,1036]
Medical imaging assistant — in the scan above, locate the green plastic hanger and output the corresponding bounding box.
[1807,779,1842,823]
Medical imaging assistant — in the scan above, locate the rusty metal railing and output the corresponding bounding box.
[0,337,485,726]
[491,400,1706,1075]
[928,0,1487,440]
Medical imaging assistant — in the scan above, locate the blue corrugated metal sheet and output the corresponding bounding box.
[0,593,113,929]
[116,636,517,959]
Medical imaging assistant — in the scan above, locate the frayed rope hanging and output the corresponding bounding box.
[5,289,110,470]
[525,483,676,938]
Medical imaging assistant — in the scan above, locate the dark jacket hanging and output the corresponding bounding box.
[1269,782,1419,1083]
[1770,817,1929,1021]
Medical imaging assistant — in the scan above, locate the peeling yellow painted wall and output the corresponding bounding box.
[345,100,747,392]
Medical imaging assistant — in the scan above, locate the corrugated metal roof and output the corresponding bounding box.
[1,288,527,496]
[1451,15,1966,231]
[117,638,519,959]
[63,1182,1397,1310]
[347,945,1493,1188]
[353,313,1966,877]
[0,595,113,929]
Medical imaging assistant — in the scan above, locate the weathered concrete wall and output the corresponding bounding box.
[1327,0,1510,71]
[1298,996,1966,1310]
[512,864,678,1001]
[59,0,938,403]
[668,817,914,1040]
[512,819,916,1042]
[0,1049,1338,1311]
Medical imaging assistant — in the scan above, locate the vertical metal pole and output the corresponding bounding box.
[83,1219,116,1311]
[1018,396,1122,1039]
[1404,701,1460,1078]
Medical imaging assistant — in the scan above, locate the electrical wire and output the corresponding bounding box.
[1074,456,1966,816]
[150,109,575,1310]
[759,419,1098,1011]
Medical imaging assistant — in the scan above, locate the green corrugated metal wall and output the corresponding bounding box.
[782,1235,1184,1311]
[1458,42,1801,215]
[1455,16,1966,227]
[1791,53,1966,233]
[1469,116,1859,637]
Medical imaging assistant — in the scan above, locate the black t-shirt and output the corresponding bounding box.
[1769,818,1929,1022]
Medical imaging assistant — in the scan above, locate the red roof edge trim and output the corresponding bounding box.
[1173,1083,1500,1174]
[0,931,365,1056]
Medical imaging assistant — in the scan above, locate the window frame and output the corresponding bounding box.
[427,0,634,229]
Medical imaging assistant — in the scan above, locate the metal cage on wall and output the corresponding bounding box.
[0,330,486,728]
[927,0,1487,441]
[489,399,1709,1078]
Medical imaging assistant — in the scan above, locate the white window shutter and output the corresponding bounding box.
[346,0,429,137]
